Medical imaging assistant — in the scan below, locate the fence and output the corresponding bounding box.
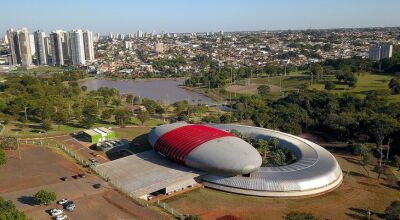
[17,138,186,219]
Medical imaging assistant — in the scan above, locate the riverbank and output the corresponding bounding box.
[78,77,217,105]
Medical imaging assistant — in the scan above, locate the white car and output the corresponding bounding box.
[50,209,63,216]
[55,214,68,220]
[65,203,75,211]
[57,199,69,205]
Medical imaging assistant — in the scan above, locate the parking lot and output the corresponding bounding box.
[0,146,170,220]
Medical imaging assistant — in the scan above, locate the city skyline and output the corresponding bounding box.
[1,0,400,36]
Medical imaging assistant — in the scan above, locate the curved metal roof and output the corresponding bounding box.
[148,122,262,175]
[200,124,343,196]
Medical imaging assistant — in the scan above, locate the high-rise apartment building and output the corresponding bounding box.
[49,31,64,66]
[83,30,95,61]
[6,28,19,65]
[70,29,86,65]
[62,31,71,62]
[44,36,52,62]
[29,34,35,56]
[380,45,393,59]
[369,45,393,61]
[33,31,47,65]
[18,28,32,67]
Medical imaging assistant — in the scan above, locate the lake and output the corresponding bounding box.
[79,78,217,105]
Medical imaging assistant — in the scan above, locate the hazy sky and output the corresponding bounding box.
[1,0,399,35]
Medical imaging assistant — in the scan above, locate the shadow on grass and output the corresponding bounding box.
[380,183,400,190]
[17,196,37,206]
[349,171,367,177]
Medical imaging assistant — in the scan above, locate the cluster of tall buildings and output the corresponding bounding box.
[369,44,393,61]
[6,27,95,67]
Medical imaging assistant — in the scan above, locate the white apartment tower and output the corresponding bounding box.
[33,31,47,65]
[83,30,95,61]
[18,28,32,67]
[369,45,393,61]
[70,29,86,65]
[49,30,64,66]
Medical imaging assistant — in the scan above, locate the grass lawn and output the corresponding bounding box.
[226,72,400,103]
[389,166,400,181]
[113,126,153,153]
[164,153,400,220]
[311,72,400,102]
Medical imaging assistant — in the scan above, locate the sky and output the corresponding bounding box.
[1,0,399,36]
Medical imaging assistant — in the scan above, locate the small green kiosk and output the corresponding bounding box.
[83,127,116,143]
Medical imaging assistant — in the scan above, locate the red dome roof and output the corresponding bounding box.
[154,125,235,164]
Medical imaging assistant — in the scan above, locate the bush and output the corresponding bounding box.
[0,197,28,220]
[34,190,56,205]
[324,81,336,90]
[0,149,6,166]
[385,200,400,220]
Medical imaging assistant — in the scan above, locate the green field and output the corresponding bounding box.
[231,73,400,102]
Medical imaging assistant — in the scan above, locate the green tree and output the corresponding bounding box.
[269,149,286,166]
[101,109,114,122]
[114,108,131,126]
[53,110,68,130]
[283,211,320,220]
[185,215,201,220]
[34,190,56,205]
[365,114,399,166]
[311,63,324,81]
[257,85,271,96]
[81,85,87,92]
[0,197,28,220]
[257,139,269,161]
[126,94,134,104]
[137,110,150,125]
[385,200,400,220]
[389,78,400,94]
[324,81,336,90]
[0,137,17,150]
[41,119,52,131]
[394,155,400,171]
[173,101,189,114]
[0,150,6,166]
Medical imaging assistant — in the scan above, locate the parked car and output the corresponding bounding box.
[50,209,63,216]
[60,177,68,181]
[89,158,98,163]
[57,199,69,205]
[72,175,80,179]
[93,183,101,189]
[55,214,68,220]
[64,203,75,211]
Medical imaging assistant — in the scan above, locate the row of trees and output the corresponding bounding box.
[196,90,400,161]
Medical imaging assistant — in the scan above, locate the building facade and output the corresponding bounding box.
[369,44,393,61]
[33,31,47,65]
[18,28,32,67]
[83,30,95,61]
[70,29,86,65]
[49,31,64,66]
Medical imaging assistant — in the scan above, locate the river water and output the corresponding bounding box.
[79,78,216,105]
